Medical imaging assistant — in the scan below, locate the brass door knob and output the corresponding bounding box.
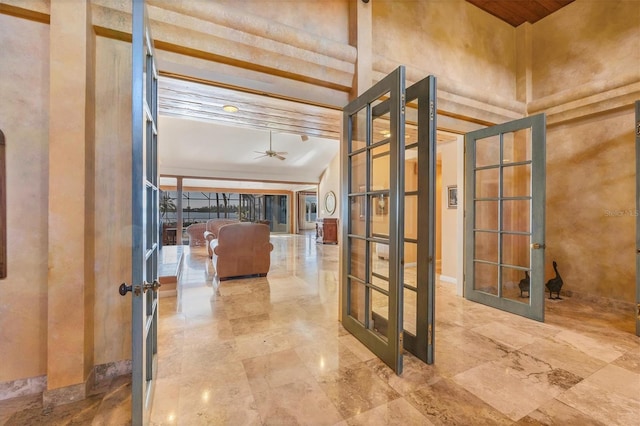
[530,243,546,249]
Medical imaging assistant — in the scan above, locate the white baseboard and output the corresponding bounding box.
[438,274,457,284]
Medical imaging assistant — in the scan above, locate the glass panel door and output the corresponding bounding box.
[636,100,639,336]
[402,76,437,364]
[342,67,405,373]
[464,114,546,321]
[131,0,160,423]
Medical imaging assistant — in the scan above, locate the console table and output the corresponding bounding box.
[316,218,338,244]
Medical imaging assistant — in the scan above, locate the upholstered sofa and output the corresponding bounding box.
[185,219,239,248]
[205,222,273,281]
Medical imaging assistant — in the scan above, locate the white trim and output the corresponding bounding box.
[438,274,457,284]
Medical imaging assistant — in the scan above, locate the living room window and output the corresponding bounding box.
[160,190,290,244]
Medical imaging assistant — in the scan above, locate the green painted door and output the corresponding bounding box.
[341,68,437,372]
[342,67,406,373]
[636,100,639,336]
[464,114,546,321]
[402,76,437,364]
[126,0,161,423]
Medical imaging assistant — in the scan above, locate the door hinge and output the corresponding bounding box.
[636,121,640,136]
[429,100,435,122]
[401,93,406,115]
[427,324,433,344]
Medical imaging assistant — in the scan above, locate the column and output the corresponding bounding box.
[45,0,95,406]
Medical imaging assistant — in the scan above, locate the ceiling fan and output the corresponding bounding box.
[254,131,288,161]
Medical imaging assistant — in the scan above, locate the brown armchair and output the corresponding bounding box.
[209,222,273,281]
[185,222,207,248]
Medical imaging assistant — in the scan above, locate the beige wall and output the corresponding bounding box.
[211,0,350,45]
[93,36,133,366]
[319,152,341,219]
[531,0,639,100]
[0,13,49,383]
[373,0,517,100]
[439,141,458,280]
[529,0,639,303]
[546,109,636,301]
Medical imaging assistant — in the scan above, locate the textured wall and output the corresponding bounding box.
[209,0,350,45]
[93,36,133,365]
[439,141,458,280]
[546,109,635,302]
[531,0,640,100]
[372,0,517,100]
[0,14,49,382]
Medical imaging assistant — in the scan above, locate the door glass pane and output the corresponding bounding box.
[502,266,530,303]
[502,199,530,233]
[475,200,499,230]
[371,148,389,191]
[350,196,365,236]
[351,108,367,152]
[371,288,389,342]
[350,237,366,280]
[403,286,417,335]
[474,231,498,263]
[349,279,366,324]
[503,129,531,163]
[370,194,389,238]
[404,258,418,290]
[474,262,498,295]
[404,241,418,274]
[502,233,530,268]
[372,110,391,145]
[476,168,499,198]
[371,275,389,293]
[371,241,389,280]
[404,195,418,240]
[351,152,366,193]
[503,164,531,197]
[405,147,418,192]
[476,135,500,167]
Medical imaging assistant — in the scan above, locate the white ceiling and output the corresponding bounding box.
[158,77,341,192]
[156,76,460,193]
[158,116,339,186]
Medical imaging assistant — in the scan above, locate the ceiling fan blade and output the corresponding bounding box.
[254,154,267,159]
[276,151,288,156]
[275,154,286,161]
[253,150,265,154]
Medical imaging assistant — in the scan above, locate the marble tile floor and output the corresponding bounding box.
[1,233,639,425]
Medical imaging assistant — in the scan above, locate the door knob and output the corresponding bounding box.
[143,280,161,293]
[119,282,141,296]
[119,283,133,296]
[530,243,546,249]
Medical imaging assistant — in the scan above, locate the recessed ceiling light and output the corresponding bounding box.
[222,105,239,113]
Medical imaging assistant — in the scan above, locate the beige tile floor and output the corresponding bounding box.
[1,233,638,425]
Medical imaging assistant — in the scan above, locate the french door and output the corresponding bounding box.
[464,114,546,321]
[341,67,436,373]
[635,100,639,336]
[125,0,161,424]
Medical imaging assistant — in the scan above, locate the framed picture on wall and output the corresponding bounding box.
[447,185,458,209]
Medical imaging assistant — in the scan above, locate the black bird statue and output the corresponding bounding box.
[518,270,530,298]
[545,261,564,300]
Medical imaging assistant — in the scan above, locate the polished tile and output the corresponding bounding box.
[1,233,638,425]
